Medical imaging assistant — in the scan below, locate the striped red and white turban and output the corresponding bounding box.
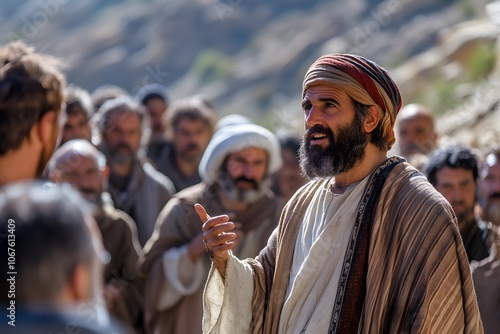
[302,54,402,150]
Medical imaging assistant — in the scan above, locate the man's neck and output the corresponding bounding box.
[0,149,39,186]
[332,146,388,193]
[175,155,199,178]
[110,163,133,178]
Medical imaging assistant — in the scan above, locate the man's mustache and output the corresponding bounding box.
[111,142,133,154]
[234,177,259,189]
[489,192,500,200]
[304,125,334,144]
[184,143,200,152]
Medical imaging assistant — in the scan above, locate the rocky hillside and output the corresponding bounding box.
[1,0,499,141]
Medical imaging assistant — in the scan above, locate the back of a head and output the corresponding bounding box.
[0,182,94,305]
[0,41,65,156]
[425,145,479,187]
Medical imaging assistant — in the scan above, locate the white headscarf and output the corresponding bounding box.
[199,124,282,184]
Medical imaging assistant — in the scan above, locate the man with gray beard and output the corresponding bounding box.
[48,140,144,332]
[95,96,175,246]
[140,123,284,334]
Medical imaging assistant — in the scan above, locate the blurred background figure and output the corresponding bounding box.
[95,96,175,246]
[48,140,144,332]
[135,83,170,163]
[91,84,128,113]
[60,84,94,146]
[141,123,284,334]
[0,182,129,333]
[154,97,217,192]
[478,147,500,227]
[0,41,65,186]
[214,113,252,132]
[426,145,495,262]
[271,132,308,202]
[396,103,438,170]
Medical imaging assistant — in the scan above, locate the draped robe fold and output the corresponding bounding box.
[203,157,483,334]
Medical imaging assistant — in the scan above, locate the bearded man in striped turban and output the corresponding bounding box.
[198,54,483,333]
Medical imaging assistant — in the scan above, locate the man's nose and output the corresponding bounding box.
[305,106,322,128]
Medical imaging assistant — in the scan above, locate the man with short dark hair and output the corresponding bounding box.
[135,83,170,162]
[60,84,94,145]
[0,182,129,333]
[154,97,216,192]
[96,96,175,246]
[426,145,494,262]
[199,54,481,333]
[0,41,65,186]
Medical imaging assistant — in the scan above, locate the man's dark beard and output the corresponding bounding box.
[178,142,201,163]
[299,115,367,179]
[104,142,135,166]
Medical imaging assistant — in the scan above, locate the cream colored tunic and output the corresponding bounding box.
[204,176,369,334]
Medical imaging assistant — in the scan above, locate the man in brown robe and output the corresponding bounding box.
[199,54,483,333]
[140,123,284,333]
[48,139,144,332]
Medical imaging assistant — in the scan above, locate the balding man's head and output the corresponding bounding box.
[48,140,108,205]
[396,103,437,158]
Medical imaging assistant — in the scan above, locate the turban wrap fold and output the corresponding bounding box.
[302,54,402,150]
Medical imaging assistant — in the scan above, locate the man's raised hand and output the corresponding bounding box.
[195,203,236,277]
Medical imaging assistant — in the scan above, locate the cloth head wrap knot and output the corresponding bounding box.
[302,54,402,150]
[198,123,282,185]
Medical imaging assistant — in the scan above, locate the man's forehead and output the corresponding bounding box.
[228,147,268,159]
[56,151,99,171]
[303,84,347,99]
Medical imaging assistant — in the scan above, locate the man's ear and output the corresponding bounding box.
[364,106,381,133]
[37,110,58,145]
[101,165,110,183]
[69,262,92,301]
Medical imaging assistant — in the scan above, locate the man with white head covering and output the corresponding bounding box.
[199,54,481,333]
[140,123,284,334]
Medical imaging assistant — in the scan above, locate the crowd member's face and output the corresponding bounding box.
[299,85,368,179]
[222,147,268,203]
[397,115,436,158]
[275,148,306,201]
[478,154,500,226]
[145,97,166,133]
[102,111,141,166]
[61,109,91,145]
[55,155,104,206]
[434,166,476,228]
[173,118,212,164]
